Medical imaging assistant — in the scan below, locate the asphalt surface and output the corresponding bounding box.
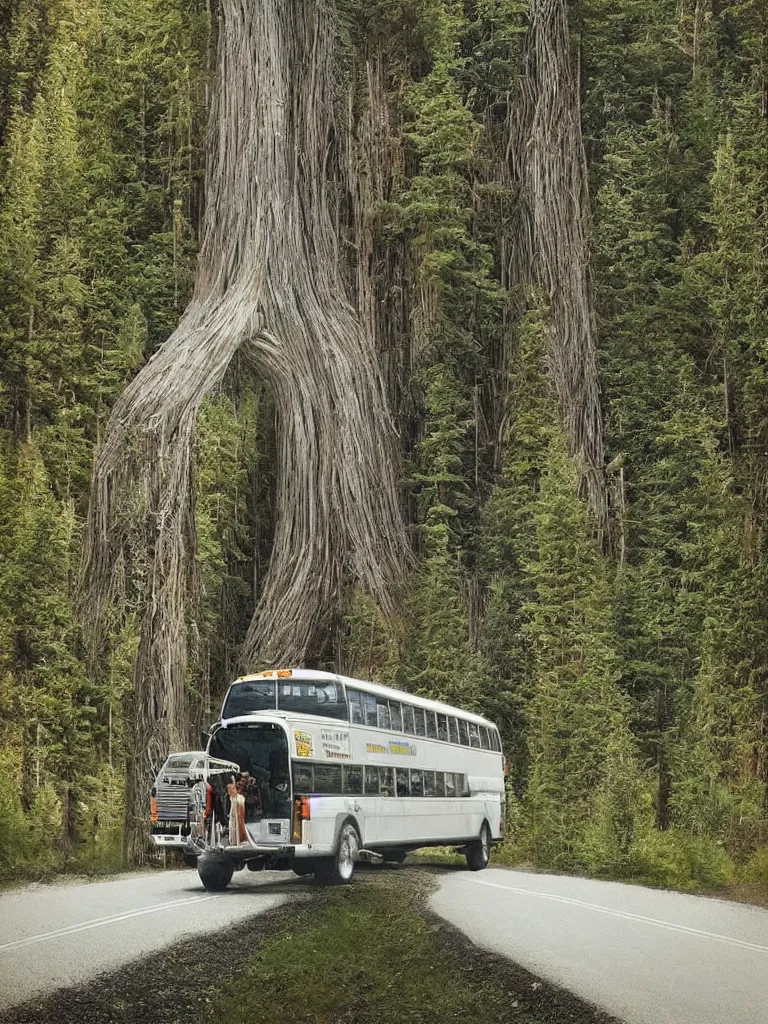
[431,868,768,1024]
[0,867,300,1011]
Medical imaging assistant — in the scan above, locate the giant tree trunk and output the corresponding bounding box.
[513,0,609,537]
[82,0,407,863]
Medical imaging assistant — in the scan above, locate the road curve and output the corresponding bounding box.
[430,868,768,1024]
[0,867,302,1011]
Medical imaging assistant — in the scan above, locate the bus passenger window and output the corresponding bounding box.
[437,714,448,742]
[379,767,395,796]
[402,705,416,735]
[347,689,364,725]
[458,719,469,746]
[314,766,342,794]
[396,768,410,796]
[364,693,377,728]
[455,773,468,796]
[468,723,480,748]
[377,699,391,730]
[343,765,362,794]
[424,771,436,797]
[480,727,490,750]
[364,766,379,795]
[411,770,424,797]
[414,708,426,737]
[435,772,446,797]
[444,772,456,797]
[293,763,313,793]
[389,701,403,732]
[426,713,437,740]
[447,717,458,744]
[493,730,502,752]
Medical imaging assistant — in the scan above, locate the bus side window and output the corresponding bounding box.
[347,689,364,725]
[458,718,469,746]
[402,705,416,735]
[379,767,395,796]
[293,763,313,793]
[411,770,424,797]
[444,772,456,797]
[389,701,403,732]
[396,768,410,796]
[424,771,436,797]
[426,713,437,740]
[343,765,362,794]
[364,766,380,795]
[435,771,446,797]
[414,708,426,737]
[493,729,502,752]
[480,726,490,750]
[364,693,378,728]
[455,773,468,796]
[447,716,459,744]
[377,698,391,730]
[437,714,448,742]
[314,766,343,794]
[468,723,480,748]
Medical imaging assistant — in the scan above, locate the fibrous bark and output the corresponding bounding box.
[82,0,408,861]
[512,0,609,537]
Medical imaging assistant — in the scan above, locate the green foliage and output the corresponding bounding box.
[0,0,210,875]
[192,389,259,713]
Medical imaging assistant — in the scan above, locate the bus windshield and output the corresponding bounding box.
[222,678,348,721]
[222,680,276,717]
[277,680,347,720]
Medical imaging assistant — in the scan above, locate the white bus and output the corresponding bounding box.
[189,668,506,890]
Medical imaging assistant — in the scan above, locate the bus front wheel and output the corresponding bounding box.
[315,822,360,885]
[197,853,235,891]
[465,822,491,872]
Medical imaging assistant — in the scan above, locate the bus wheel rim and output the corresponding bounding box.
[339,828,357,879]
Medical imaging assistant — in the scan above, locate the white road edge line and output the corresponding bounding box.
[470,879,768,955]
[0,894,219,953]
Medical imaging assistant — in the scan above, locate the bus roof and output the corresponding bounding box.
[230,668,497,730]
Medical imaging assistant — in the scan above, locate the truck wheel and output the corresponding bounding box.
[197,853,235,891]
[315,822,360,885]
[465,822,491,872]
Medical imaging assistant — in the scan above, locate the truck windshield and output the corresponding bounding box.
[209,722,290,819]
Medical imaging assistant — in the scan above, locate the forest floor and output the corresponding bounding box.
[0,867,617,1024]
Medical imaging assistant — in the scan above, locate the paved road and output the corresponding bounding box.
[431,868,768,1024]
[0,867,302,1011]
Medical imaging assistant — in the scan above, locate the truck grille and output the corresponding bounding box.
[156,777,189,821]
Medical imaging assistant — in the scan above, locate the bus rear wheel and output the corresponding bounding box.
[466,822,491,872]
[315,822,360,885]
[197,853,235,891]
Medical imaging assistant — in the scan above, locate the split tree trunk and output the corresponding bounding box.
[82,0,407,863]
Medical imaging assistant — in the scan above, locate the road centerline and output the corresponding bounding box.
[470,878,768,955]
[0,894,220,953]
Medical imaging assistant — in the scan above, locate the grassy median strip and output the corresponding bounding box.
[207,869,614,1024]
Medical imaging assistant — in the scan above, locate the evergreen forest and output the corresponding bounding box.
[1,0,767,890]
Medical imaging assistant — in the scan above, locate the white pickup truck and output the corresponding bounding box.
[150,751,237,859]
